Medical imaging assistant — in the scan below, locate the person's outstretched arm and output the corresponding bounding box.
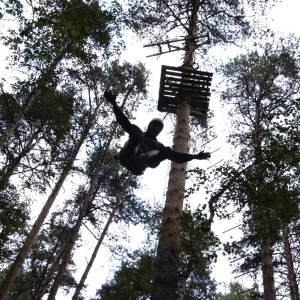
[145,146,210,169]
[104,90,139,135]
[165,147,211,163]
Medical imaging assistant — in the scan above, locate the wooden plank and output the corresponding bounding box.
[164,77,212,89]
[164,74,212,86]
[165,70,213,81]
[160,95,210,104]
[161,97,209,109]
[164,65,213,77]
[163,84,211,95]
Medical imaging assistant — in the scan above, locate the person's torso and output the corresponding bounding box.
[139,134,164,152]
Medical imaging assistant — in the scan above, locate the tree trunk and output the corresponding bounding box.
[34,242,68,300]
[282,224,299,300]
[47,152,106,300]
[261,239,276,300]
[46,91,132,299]
[0,104,101,300]
[36,88,135,298]
[152,102,190,299]
[47,232,77,300]
[254,81,277,300]
[71,175,132,300]
[151,1,199,299]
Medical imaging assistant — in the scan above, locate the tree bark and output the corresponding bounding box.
[47,150,107,300]
[254,91,277,300]
[36,90,135,298]
[152,102,190,299]
[282,224,299,300]
[261,239,276,300]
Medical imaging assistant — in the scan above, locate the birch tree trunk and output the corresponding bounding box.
[0,103,101,300]
[282,224,299,300]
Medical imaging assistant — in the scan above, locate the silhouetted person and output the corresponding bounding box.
[104,90,211,175]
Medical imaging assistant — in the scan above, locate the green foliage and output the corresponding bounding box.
[0,226,77,299]
[0,88,78,191]
[216,282,261,300]
[25,88,75,140]
[179,205,220,299]
[0,184,29,262]
[3,0,117,64]
[0,1,153,298]
[125,0,278,69]
[94,252,153,300]
[98,60,149,97]
[218,39,300,295]
[82,148,150,227]
[0,93,21,127]
[128,0,251,41]
[93,204,220,299]
[219,42,300,228]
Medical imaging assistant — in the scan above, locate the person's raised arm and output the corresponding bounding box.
[104,90,135,134]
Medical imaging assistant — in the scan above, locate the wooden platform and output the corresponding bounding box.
[158,65,213,119]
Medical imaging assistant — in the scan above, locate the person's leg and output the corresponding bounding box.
[143,147,172,168]
[145,146,203,168]
[118,134,147,175]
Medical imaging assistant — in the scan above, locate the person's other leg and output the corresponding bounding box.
[143,147,172,169]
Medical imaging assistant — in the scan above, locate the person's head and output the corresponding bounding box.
[146,118,164,137]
